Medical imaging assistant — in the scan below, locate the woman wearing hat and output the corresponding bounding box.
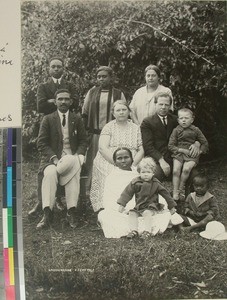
[90,100,144,214]
[129,64,173,125]
[82,66,126,191]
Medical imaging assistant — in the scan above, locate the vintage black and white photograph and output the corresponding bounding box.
[21,0,227,299]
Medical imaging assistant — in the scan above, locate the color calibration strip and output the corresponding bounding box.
[0,129,25,300]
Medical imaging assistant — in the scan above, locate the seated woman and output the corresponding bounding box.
[130,64,173,125]
[90,100,144,213]
[98,148,175,238]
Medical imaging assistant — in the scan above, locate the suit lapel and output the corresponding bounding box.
[166,114,174,138]
[48,78,57,95]
[155,114,167,136]
[53,111,62,139]
[68,112,75,137]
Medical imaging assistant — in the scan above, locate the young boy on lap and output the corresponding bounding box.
[168,108,208,202]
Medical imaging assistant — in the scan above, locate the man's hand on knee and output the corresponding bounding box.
[159,158,171,177]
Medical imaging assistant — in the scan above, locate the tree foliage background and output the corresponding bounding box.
[21,0,227,160]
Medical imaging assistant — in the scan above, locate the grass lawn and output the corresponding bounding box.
[22,159,227,300]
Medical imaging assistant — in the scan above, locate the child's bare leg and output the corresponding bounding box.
[142,209,155,232]
[172,159,183,200]
[188,214,213,231]
[179,161,196,196]
[128,211,139,232]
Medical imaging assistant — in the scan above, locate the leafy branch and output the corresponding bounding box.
[116,18,214,66]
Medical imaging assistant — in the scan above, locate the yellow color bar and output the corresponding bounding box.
[8,248,15,285]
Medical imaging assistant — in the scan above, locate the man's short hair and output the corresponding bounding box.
[178,108,194,118]
[193,173,209,187]
[54,89,71,98]
[49,57,64,65]
[97,66,113,76]
[154,92,173,105]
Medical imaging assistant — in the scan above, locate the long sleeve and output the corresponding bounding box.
[37,116,56,160]
[195,127,209,154]
[168,128,179,154]
[117,182,135,207]
[207,196,220,220]
[75,117,88,155]
[184,195,195,216]
[37,83,56,115]
[157,183,176,209]
[141,118,163,161]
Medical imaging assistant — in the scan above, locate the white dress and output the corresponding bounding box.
[98,167,179,238]
[129,85,173,124]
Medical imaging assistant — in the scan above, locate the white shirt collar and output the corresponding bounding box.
[52,77,62,84]
[57,109,69,120]
[157,114,168,124]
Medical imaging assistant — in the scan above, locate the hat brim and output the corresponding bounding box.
[200,231,227,240]
[59,156,80,186]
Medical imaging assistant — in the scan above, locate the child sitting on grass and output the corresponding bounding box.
[168,108,208,202]
[117,157,177,239]
[179,173,220,232]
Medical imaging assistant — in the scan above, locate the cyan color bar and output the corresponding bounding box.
[6,168,12,208]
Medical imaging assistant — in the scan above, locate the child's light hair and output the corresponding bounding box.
[178,108,194,118]
[137,157,156,173]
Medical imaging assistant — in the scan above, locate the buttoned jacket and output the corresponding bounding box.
[141,113,178,162]
[37,111,87,172]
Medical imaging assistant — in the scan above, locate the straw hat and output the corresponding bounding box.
[56,155,79,186]
[200,221,227,240]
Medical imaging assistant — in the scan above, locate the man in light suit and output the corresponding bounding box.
[36,89,87,229]
[141,92,200,181]
[37,57,78,115]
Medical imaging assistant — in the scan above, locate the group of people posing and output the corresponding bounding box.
[29,57,221,239]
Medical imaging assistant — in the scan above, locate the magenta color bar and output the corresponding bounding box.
[3,249,9,286]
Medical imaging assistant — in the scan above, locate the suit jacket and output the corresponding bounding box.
[37,78,78,115]
[37,111,87,172]
[141,113,178,162]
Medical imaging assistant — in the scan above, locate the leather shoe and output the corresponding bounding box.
[66,212,78,229]
[36,208,52,229]
[28,201,42,217]
[55,197,65,211]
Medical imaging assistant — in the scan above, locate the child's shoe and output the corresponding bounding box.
[173,190,180,201]
[179,189,185,201]
[126,230,138,239]
[140,231,151,239]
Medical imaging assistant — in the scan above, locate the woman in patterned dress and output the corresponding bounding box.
[90,100,144,212]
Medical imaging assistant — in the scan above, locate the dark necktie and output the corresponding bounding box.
[162,116,167,128]
[56,80,60,89]
[62,114,66,127]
